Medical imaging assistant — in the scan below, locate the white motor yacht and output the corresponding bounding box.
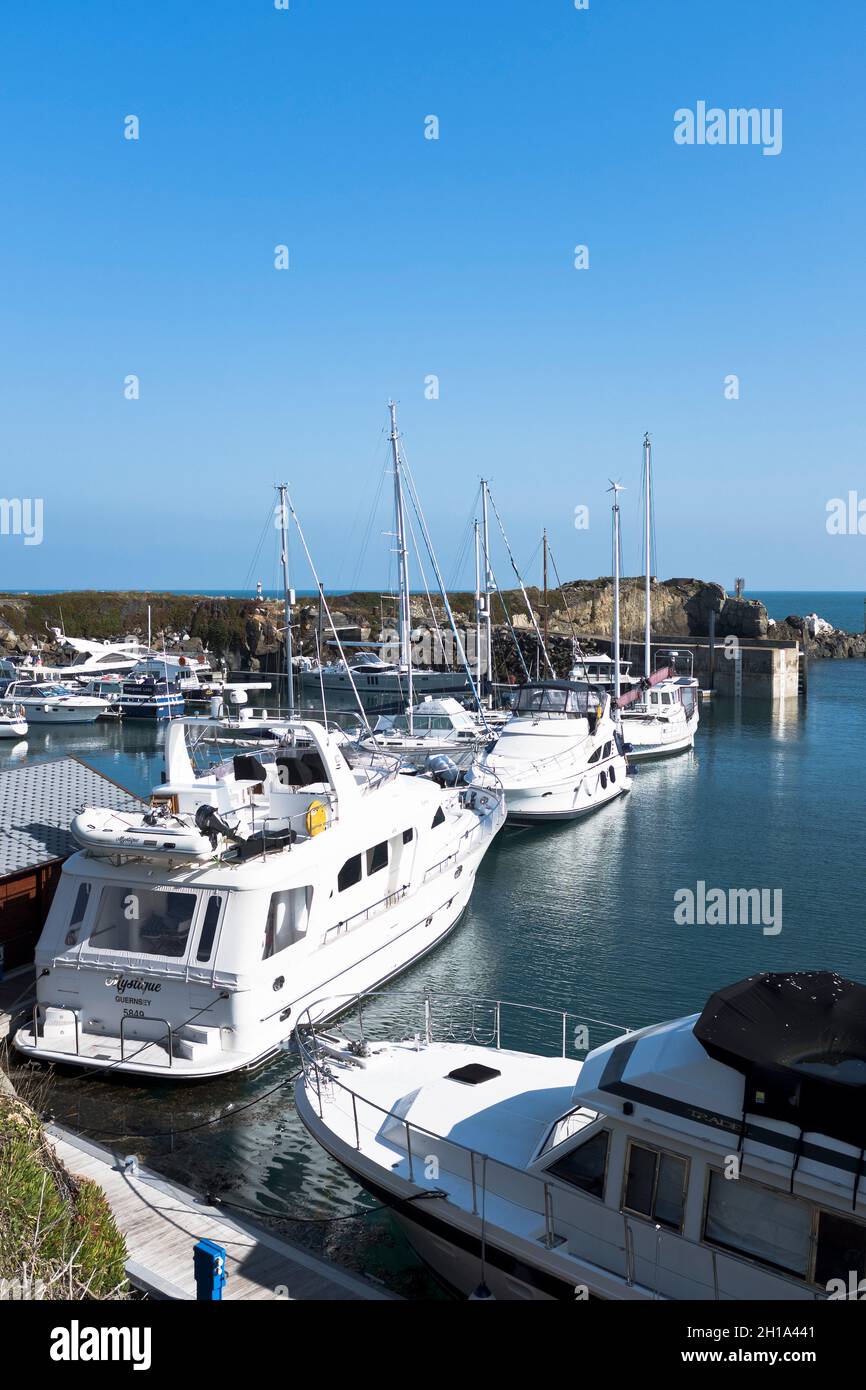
[14,717,505,1078]
[296,970,866,1301]
[0,679,109,725]
[620,651,700,760]
[470,681,631,821]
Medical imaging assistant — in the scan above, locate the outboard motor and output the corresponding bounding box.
[424,753,461,788]
[194,803,242,849]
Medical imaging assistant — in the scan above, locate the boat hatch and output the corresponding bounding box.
[447,1062,502,1085]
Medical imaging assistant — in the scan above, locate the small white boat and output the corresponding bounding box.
[0,702,28,738]
[620,651,700,760]
[358,697,491,769]
[0,680,109,725]
[296,970,866,1300]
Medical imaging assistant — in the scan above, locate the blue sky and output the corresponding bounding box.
[1,0,863,593]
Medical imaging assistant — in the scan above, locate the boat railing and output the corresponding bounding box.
[295,993,825,1302]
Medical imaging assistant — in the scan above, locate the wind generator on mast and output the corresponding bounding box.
[643,432,652,681]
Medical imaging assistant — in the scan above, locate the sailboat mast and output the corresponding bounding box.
[474,519,482,691]
[643,432,652,679]
[611,484,623,705]
[388,401,413,718]
[481,480,493,690]
[543,528,549,649]
[278,482,295,719]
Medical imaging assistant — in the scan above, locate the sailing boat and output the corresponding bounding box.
[297,404,472,715]
[468,487,631,822]
[619,436,700,759]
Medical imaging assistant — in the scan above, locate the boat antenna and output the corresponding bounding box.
[277,482,295,719]
[608,481,625,706]
[285,491,374,735]
[486,484,556,678]
[388,402,414,729]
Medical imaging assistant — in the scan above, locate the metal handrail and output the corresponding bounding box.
[31,1002,79,1055]
[119,1014,174,1069]
[294,990,829,1301]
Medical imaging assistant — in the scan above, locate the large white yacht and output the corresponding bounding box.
[14,717,505,1078]
[296,971,866,1301]
[469,681,631,821]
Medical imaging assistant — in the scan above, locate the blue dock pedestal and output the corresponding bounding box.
[193,1239,227,1300]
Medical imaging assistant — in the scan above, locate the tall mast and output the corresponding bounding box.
[643,432,652,679]
[543,528,549,649]
[481,480,493,689]
[278,482,295,718]
[610,482,624,705]
[388,401,413,720]
[474,519,482,692]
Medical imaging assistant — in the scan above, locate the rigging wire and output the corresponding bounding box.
[485,485,555,678]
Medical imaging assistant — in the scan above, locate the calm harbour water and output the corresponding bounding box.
[4,658,866,1297]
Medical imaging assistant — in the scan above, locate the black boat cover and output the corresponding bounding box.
[694,971,866,1150]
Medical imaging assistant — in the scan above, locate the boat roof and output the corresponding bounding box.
[575,972,866,1186]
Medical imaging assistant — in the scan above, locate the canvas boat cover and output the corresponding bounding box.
[694,971,866,1149]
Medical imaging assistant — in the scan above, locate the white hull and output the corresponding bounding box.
[21,703,103,725]
[501,767,630,821]
[0,720,28,738]
[15,842,489,1078]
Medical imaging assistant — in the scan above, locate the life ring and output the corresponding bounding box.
[305,799,328,836]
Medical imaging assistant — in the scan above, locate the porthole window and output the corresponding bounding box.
[600,770,607,790]
[609,766,616,784]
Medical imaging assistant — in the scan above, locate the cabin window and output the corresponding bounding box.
[814,1210,866,1288]
[367,841,389,875]
[623,1142,688,1231]
[603,741,612,758]
[263,886,312,958]
[599,771,607,790]
[545,1130,609,1200]
[71,882,91,926]
[338,854,363,892]
[64,881,91,945]
[703,1171,811,1277]
[402,828,414,843]
[431,806,446,829]
[587,747,602,764]
[196,895,222,963]
[87,885,196,958]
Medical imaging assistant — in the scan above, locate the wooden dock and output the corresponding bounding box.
[47,1124,399,1301]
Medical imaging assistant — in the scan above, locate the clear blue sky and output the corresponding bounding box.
[1,0,863,593]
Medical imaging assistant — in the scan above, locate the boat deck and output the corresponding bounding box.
[47,1124,399,1301]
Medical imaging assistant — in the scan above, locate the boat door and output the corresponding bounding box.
[187,891,227,1008]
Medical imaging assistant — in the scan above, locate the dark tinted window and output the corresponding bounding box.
[624,1144,687,1231]
[338,854,363,892]
[402,828,414,843]
[71,882,91,926]
[196,896,221,963]
[367,841,388,875]
[547,1131,609,1200]
[432,806,446,828]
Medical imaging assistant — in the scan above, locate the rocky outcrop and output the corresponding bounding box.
[775,614,866,659]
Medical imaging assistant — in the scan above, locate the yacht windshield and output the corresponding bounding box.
[86,885,197,958]
[514,685,599,717]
